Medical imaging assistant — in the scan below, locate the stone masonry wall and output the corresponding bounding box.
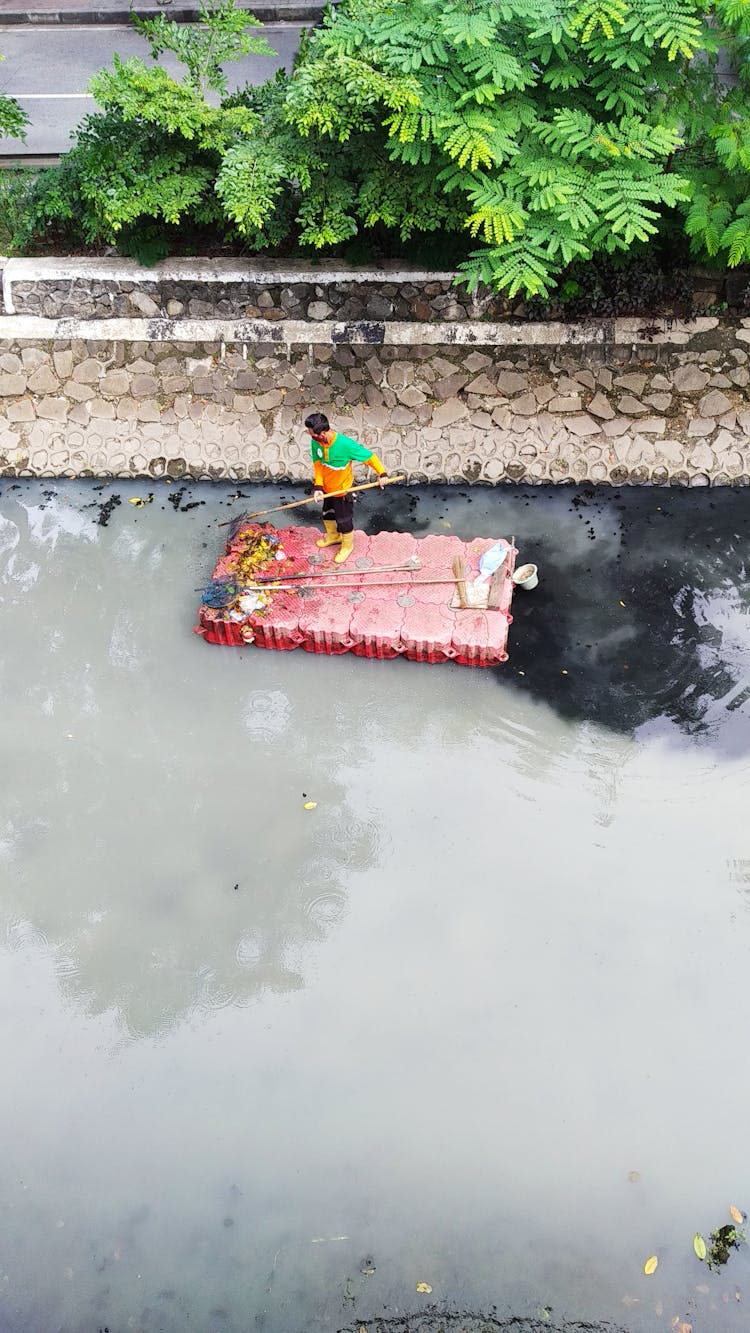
[9,276,479,323]
[2,325,750,484]
[3,257,748,321]
[1,260,477,321]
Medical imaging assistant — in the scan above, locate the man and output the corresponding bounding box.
[305,412,388,564]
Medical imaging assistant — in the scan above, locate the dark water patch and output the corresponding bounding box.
[494,486,750,747]
[274,479,750,745]
[341,1316,629,1333]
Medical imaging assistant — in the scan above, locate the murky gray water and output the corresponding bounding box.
[1,478,749,1333]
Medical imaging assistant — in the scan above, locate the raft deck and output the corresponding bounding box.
[195,522,516,667]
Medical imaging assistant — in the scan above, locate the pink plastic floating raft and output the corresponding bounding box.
[194,522,516,667]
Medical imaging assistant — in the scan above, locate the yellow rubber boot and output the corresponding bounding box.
[334,531,354,564]
[316,519,341,549]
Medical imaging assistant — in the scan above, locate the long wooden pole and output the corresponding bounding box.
[218,474,405,526]
[241,575,465,592]
[255,557,420,584]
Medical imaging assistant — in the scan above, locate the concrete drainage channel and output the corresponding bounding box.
[0,258,749,485]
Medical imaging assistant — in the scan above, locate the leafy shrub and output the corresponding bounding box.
[220,61,466,252]
[0,54,29,144]
[27,0,273,262]
[0,169,36,255]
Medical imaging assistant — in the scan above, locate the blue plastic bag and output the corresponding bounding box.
[476,540,511,584]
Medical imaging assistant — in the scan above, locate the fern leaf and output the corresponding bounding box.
[442,115,502,169]
[568,0,628,42]
[711,119,750,172]
[439,7,498,46]
[684,192,734,254]
[464,195,528,241]
[620,0,703,58]
[722,216,750,264]
[458,240,557,297]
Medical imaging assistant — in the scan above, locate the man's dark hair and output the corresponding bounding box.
[305,412,330,435]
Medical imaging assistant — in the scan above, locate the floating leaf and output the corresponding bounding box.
[729,1205,744,1225]
[694,1233,707,1261]
[619,600,626,606]
[129,497,145,507]
[644,1255,658,1275]
[627,1170,640,1183]
[303,801,318,810]
[416,1282,432,1294]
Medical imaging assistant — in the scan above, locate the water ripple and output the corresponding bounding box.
[302,889,347,933]
[242,690,292,739]
[5,917,50,954]
[235,933,263,968]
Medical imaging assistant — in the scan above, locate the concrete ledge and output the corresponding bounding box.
[2,0,324,22]
[0,315,722,348]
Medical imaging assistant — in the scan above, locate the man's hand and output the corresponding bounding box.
[313,489,324,503]
[378,472,389,490]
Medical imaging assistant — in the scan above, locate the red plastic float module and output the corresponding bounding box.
[194,520,516,668]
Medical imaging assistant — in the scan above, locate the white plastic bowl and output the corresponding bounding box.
[512,563,539,590]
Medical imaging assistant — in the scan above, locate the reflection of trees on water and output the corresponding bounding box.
[0,494,388,1037]
[0,693,383,1035]
[0,761,382,1036]
[0,630,549,1039]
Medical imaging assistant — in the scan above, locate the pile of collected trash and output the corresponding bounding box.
[198,524,288,622]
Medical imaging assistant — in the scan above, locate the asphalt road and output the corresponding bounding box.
[0,22,303,157]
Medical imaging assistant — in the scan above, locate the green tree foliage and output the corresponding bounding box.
[223,0,750,295]
[17,0,750,293]
[0,54,29,141]
[28,0,273,259]
[218,62,465,250]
